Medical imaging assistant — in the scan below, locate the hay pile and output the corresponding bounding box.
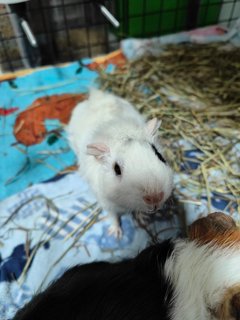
[99,43,240,214]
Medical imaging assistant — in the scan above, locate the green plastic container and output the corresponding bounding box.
[115,0,223,38]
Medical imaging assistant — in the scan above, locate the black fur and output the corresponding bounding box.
[151,144,166,164]
[13,240,174,320]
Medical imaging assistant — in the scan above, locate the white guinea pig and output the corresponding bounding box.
[67,89,173,237]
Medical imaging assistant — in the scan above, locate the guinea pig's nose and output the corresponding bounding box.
[143,192,164,205]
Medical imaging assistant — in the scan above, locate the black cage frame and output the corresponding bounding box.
[0,0,239,72]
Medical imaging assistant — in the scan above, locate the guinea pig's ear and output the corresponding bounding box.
[146,118,162,136]
[87,143,110,161]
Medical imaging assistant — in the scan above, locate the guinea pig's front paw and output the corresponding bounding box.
[136,211,151,226]
[108,225,123,239]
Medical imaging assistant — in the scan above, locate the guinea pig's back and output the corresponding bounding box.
[86,89,144,126]
[13,243,173,320]
[67,99,93,155]
[67,90,144,155]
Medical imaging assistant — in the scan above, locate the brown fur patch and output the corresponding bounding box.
[188,212,240,248]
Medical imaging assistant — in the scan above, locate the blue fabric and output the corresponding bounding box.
[0,60,113,201]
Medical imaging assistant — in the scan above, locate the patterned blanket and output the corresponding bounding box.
[0,172,181,319]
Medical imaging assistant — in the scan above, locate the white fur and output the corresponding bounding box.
[165,240,240,320]
[67,89,173,231]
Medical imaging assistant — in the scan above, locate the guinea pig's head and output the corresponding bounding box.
[167,212,240,320]
[86,118,173,213]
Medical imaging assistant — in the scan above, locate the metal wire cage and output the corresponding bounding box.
[0,0,240,72]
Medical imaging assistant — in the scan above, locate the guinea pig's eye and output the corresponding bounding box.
[113,162,122,176]
[151,144,166,164]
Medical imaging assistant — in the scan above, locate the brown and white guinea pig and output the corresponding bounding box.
[67,89,173,237]
[13,212,240,320]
